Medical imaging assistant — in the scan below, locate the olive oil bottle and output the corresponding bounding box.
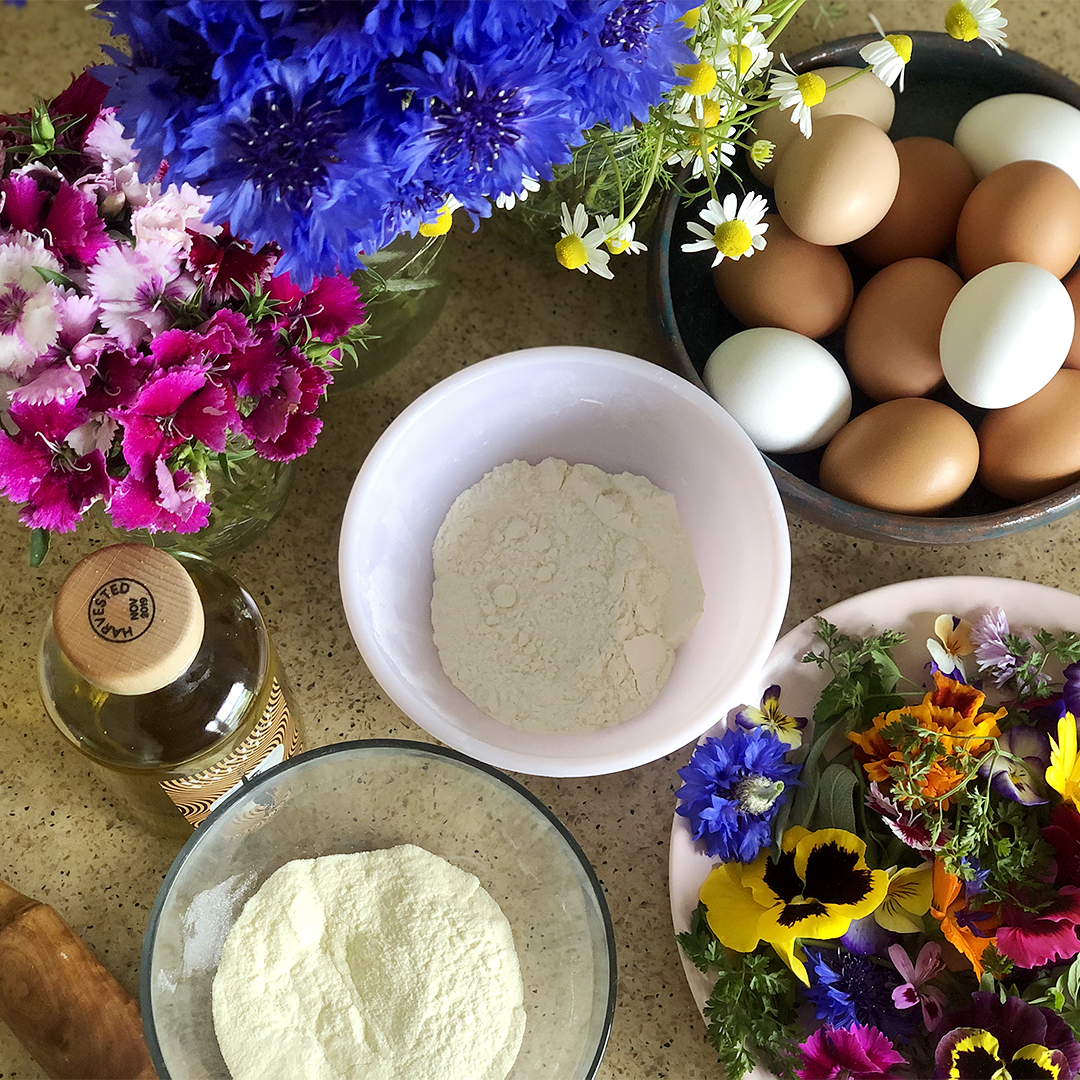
[39,544,302,838]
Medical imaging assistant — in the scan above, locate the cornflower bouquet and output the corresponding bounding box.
[0,73,365,562]
[676,606,1080,1079]
[535,0,1008,278]
[91,0,706,288]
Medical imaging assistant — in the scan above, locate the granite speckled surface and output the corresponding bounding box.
[2,3,1080,1078]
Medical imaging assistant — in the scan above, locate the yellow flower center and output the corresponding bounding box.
[796,71,827,107]
[606,236,630,254]
[555,234,587,270]
[945,2,979,41]
[680,6,701,28]
[728,43,755,74]
[418,205,453,237]
[714,219,752,258]
[696,98,722,128]
[885,32,913,63]
[749,139,775,166]
[679,61,718,96]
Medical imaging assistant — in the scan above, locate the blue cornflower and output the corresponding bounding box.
[675,727,799,863]
[565,0,697,132]
[804,947,915,1045]
[179,57,394,286]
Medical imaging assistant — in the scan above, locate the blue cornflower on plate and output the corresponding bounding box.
[804,947,915,1045]
[675,727,799,862]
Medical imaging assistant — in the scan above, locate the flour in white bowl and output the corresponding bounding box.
[212,845,525,1080]
[431,457,705,733]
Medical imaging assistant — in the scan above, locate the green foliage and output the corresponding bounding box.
[1027,954,1080,1041]
[677,904,802,1079]
[29,528,50,567]
[1002,628,1080,700]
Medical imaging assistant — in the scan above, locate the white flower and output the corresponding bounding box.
[132,182,219,255]
[66,415,118,457]
[0,235,64,378]
[945,0,1007,55]
[859,14,912,91]
[83,109,138,170]
[681,192,769,266]
[717,0,772,26]
[715,27,772,83]
[767,54,828,138]
[496,175,541,211]
[926,614,975,680]
[596,216,646,256]
[555,203,613,278]
[667,121,737,177]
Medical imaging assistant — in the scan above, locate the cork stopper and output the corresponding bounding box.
[52,544,204,696]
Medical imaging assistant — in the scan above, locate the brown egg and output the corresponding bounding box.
[956,159,1080,280]
[848,138,975,267]
[774,114,900,247]
[845,259,962,401]
[713,214,853,338]
[1063,266,1080,370]
[978,369,1080,500]
[820,398,979,514]
[748,66,894,187]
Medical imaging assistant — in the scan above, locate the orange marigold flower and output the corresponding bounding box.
[848,672,1005,809]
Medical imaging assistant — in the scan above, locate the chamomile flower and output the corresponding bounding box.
[668,101,737,175]
[717,0,772,27]
[682,192,769,266]
[555,203,613,279]
[418,195,462,237]
[596,215,646,256]
[945,0,1007,55]
[495,175,541,211]
[674,60,719,112]
[749,139,775,169]
[767,54,828,138]
[715,28,772,84]
[859,15,913,92]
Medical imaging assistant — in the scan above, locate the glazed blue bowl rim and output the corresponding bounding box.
[651,30,1080,545]
[140,738,618,1080]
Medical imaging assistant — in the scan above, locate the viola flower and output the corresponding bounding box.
[0,234,65,378]
[1062,663,1080,718]
[495,175,541,212]
[971,606,1021,687]
[555,203,613,279]
[945,0,1008,55]
[1043,804,1080,888]
[996,887,1080,969]
[87,241,196,348]
[734,683,808,749]
[682,192,769,266]
[796,1023,907,1080]
[698,827,888,984]
[935,993,1080,1080]
[849,672,1005,811]
[978,724,1050,805]
[927,613,975,681]
[888,941,946,1031]
[930,859,998,978]
[839,914,894,958]
[804,948,912,1043]
[874,862,934,933]
[858,15,912,92]
[1047,713,1080,809]
[767,55,827,138]
[675,726,799,862]
[596,216,647,257]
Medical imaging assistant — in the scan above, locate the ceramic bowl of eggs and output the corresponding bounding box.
[652,30,1080,544]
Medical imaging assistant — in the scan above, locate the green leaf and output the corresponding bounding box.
[218,451,234,484]
[814,762,858,834]
[32,265,77,290]
[29,528,49,567]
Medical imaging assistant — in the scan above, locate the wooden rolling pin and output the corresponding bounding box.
[0,877,156,1080]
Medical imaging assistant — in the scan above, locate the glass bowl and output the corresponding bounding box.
[141,740,616,1080]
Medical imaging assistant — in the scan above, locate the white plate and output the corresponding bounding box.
[669,574,1080,1049]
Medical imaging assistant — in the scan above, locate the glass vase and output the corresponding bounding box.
[488,129,659,261]
[331,231,450,393]
[100,443,294,560]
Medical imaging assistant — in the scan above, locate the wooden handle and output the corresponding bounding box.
[0,879,157,1080]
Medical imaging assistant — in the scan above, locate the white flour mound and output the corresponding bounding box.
[212,845,526,1080]
[431,457,705,733]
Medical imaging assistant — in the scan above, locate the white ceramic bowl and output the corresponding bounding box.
[338,346,790,775]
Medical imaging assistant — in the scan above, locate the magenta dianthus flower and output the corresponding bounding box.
[797,1023,907,1080]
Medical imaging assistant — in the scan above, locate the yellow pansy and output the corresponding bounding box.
[874,863,933,933]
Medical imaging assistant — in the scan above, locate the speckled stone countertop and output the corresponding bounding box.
[2,3,1080,1078]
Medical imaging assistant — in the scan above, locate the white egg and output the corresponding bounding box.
[939,262,1074,409]
[702,327,851,453]
[954,93,1080,187]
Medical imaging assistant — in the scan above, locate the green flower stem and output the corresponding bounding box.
[764,0,807,46]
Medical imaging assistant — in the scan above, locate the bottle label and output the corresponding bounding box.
[159,678,302,827]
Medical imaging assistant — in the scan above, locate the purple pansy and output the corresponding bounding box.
[977,724,1050,805]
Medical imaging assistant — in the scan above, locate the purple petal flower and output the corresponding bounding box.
[971,607,1021,688]
[996,886,1080,969]
[839,915,894,958]
[978,725,1050,805]
[107,460,210,534]
[887,942,946,1031]
[797,1023,907,1080]
[733,683,808,749]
